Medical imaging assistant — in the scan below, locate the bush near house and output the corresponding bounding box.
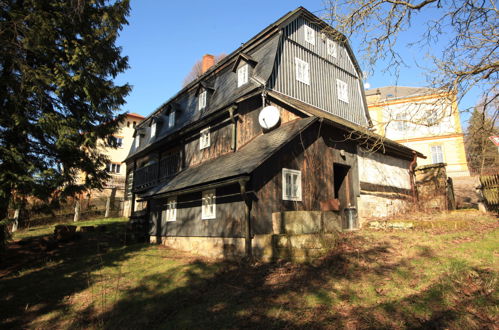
[0,210,497,329]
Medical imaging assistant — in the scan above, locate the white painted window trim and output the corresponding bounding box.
[150,121,157,138]
[431,145,444,164]
[282,168,302,201]
[164,197,177,222]
[237,64,248,87]
[326,38,337,58]
[295,57,310,85]
[201,189,216,220]
[168,111,175,128]
[336,79,349,103]
[304,25,315,45]
[198,90,207,111]
[199,127,210,150]
[135,135,140,148]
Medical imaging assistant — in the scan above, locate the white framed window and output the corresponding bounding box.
[336,79,349,103]
[326,38,337,58]
[199,127,210,150]
[150,121,156,138]
[168,111,175,128]
[201,189,216,219]
[237,64,248,87]
[431,145,444,164]
[198,90,207,110]
[304,25,315,45]
[134,135,140,148]
[282,168,302,201]
[295,58,310,85]
[163,197,177,222]
[107,163,121,173]
[395,113,408,131]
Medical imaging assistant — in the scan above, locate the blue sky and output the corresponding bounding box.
[114,0,479,126]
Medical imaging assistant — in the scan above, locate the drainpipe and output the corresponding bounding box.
[228,105,237,151]
[409,152,418,204]
[238,178,252,258]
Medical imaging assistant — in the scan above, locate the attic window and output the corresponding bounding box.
[282,168,302,201]
[237,64,248,87]
[150,121,157,138]
[198,90,207,111]
[199,127,210,150]
[336,79,349,103]
[327,38,337,58]
[168,111,175,128]
[202,189,216,219]
[304,25,315,45]
[295,58,310,85]
[134,135,140,148]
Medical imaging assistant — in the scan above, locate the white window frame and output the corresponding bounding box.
[395,113,408,131]
[201,189,216,220]
[199,127,210,150]
[237,64,248,87]
[282,168,302,201]
[134,135,140,148]
[295,57,310,85]
[168,111,175,128]
[326,38,337,58]
[336,79,349,103]
[304,25,315,45]
[107,163,121,173]
[431,145,444,164]
[198,90,207,111]
[150,121,156,138]
[163,197,177,222]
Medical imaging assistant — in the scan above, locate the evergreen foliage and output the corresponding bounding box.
[0,0,131,219]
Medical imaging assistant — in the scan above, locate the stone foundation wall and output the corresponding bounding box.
[357,193,412,225]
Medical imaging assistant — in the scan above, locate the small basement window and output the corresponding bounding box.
[237,64,248,87]
[336,79,349,103]
[295,58,310,85]
[202,189,216,219]
[282,168,302,201]
[198,90,207,111]
[304,25,315,45]
[327,38,337,58]
[163,197,177,222]
[199,127,210,150]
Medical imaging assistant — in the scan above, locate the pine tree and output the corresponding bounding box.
[0,0,131,220]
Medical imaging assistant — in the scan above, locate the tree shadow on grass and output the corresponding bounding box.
[0,222,149,329]
[95,234,497,329]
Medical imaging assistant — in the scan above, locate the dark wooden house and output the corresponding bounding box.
[124,7,423,258]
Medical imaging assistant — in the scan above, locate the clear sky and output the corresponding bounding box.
[114,0,480,127]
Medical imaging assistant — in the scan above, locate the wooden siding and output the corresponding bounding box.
[149,185,246,238]
[250,123,358,234]
[268,17,369,127]
[184,121,233,167]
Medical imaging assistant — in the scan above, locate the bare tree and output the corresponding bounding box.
[182,53,227,87]
[323,0,498,112]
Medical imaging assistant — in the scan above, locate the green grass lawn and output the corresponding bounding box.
[1,211,497,329]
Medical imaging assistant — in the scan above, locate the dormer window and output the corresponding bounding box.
[198,90,207,111]
[135,134,140,148]
[199,127,210,150]
[336,79,349,103]
[327,38,337,58]
[150,121,156,138]
[168,110,175,128]
[304,25,315,45]
[237,64,248,87]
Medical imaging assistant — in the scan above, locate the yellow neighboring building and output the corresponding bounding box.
[365,86,470,177]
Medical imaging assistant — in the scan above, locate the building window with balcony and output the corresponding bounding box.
[202,189,216,219]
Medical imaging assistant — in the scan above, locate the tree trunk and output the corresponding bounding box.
[104,196,111,218]
[11,208,20,232]
[74,200,81,222]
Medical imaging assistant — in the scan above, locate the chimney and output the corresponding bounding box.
[201,54,215,74]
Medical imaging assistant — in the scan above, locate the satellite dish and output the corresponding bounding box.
[258,106,280,130]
